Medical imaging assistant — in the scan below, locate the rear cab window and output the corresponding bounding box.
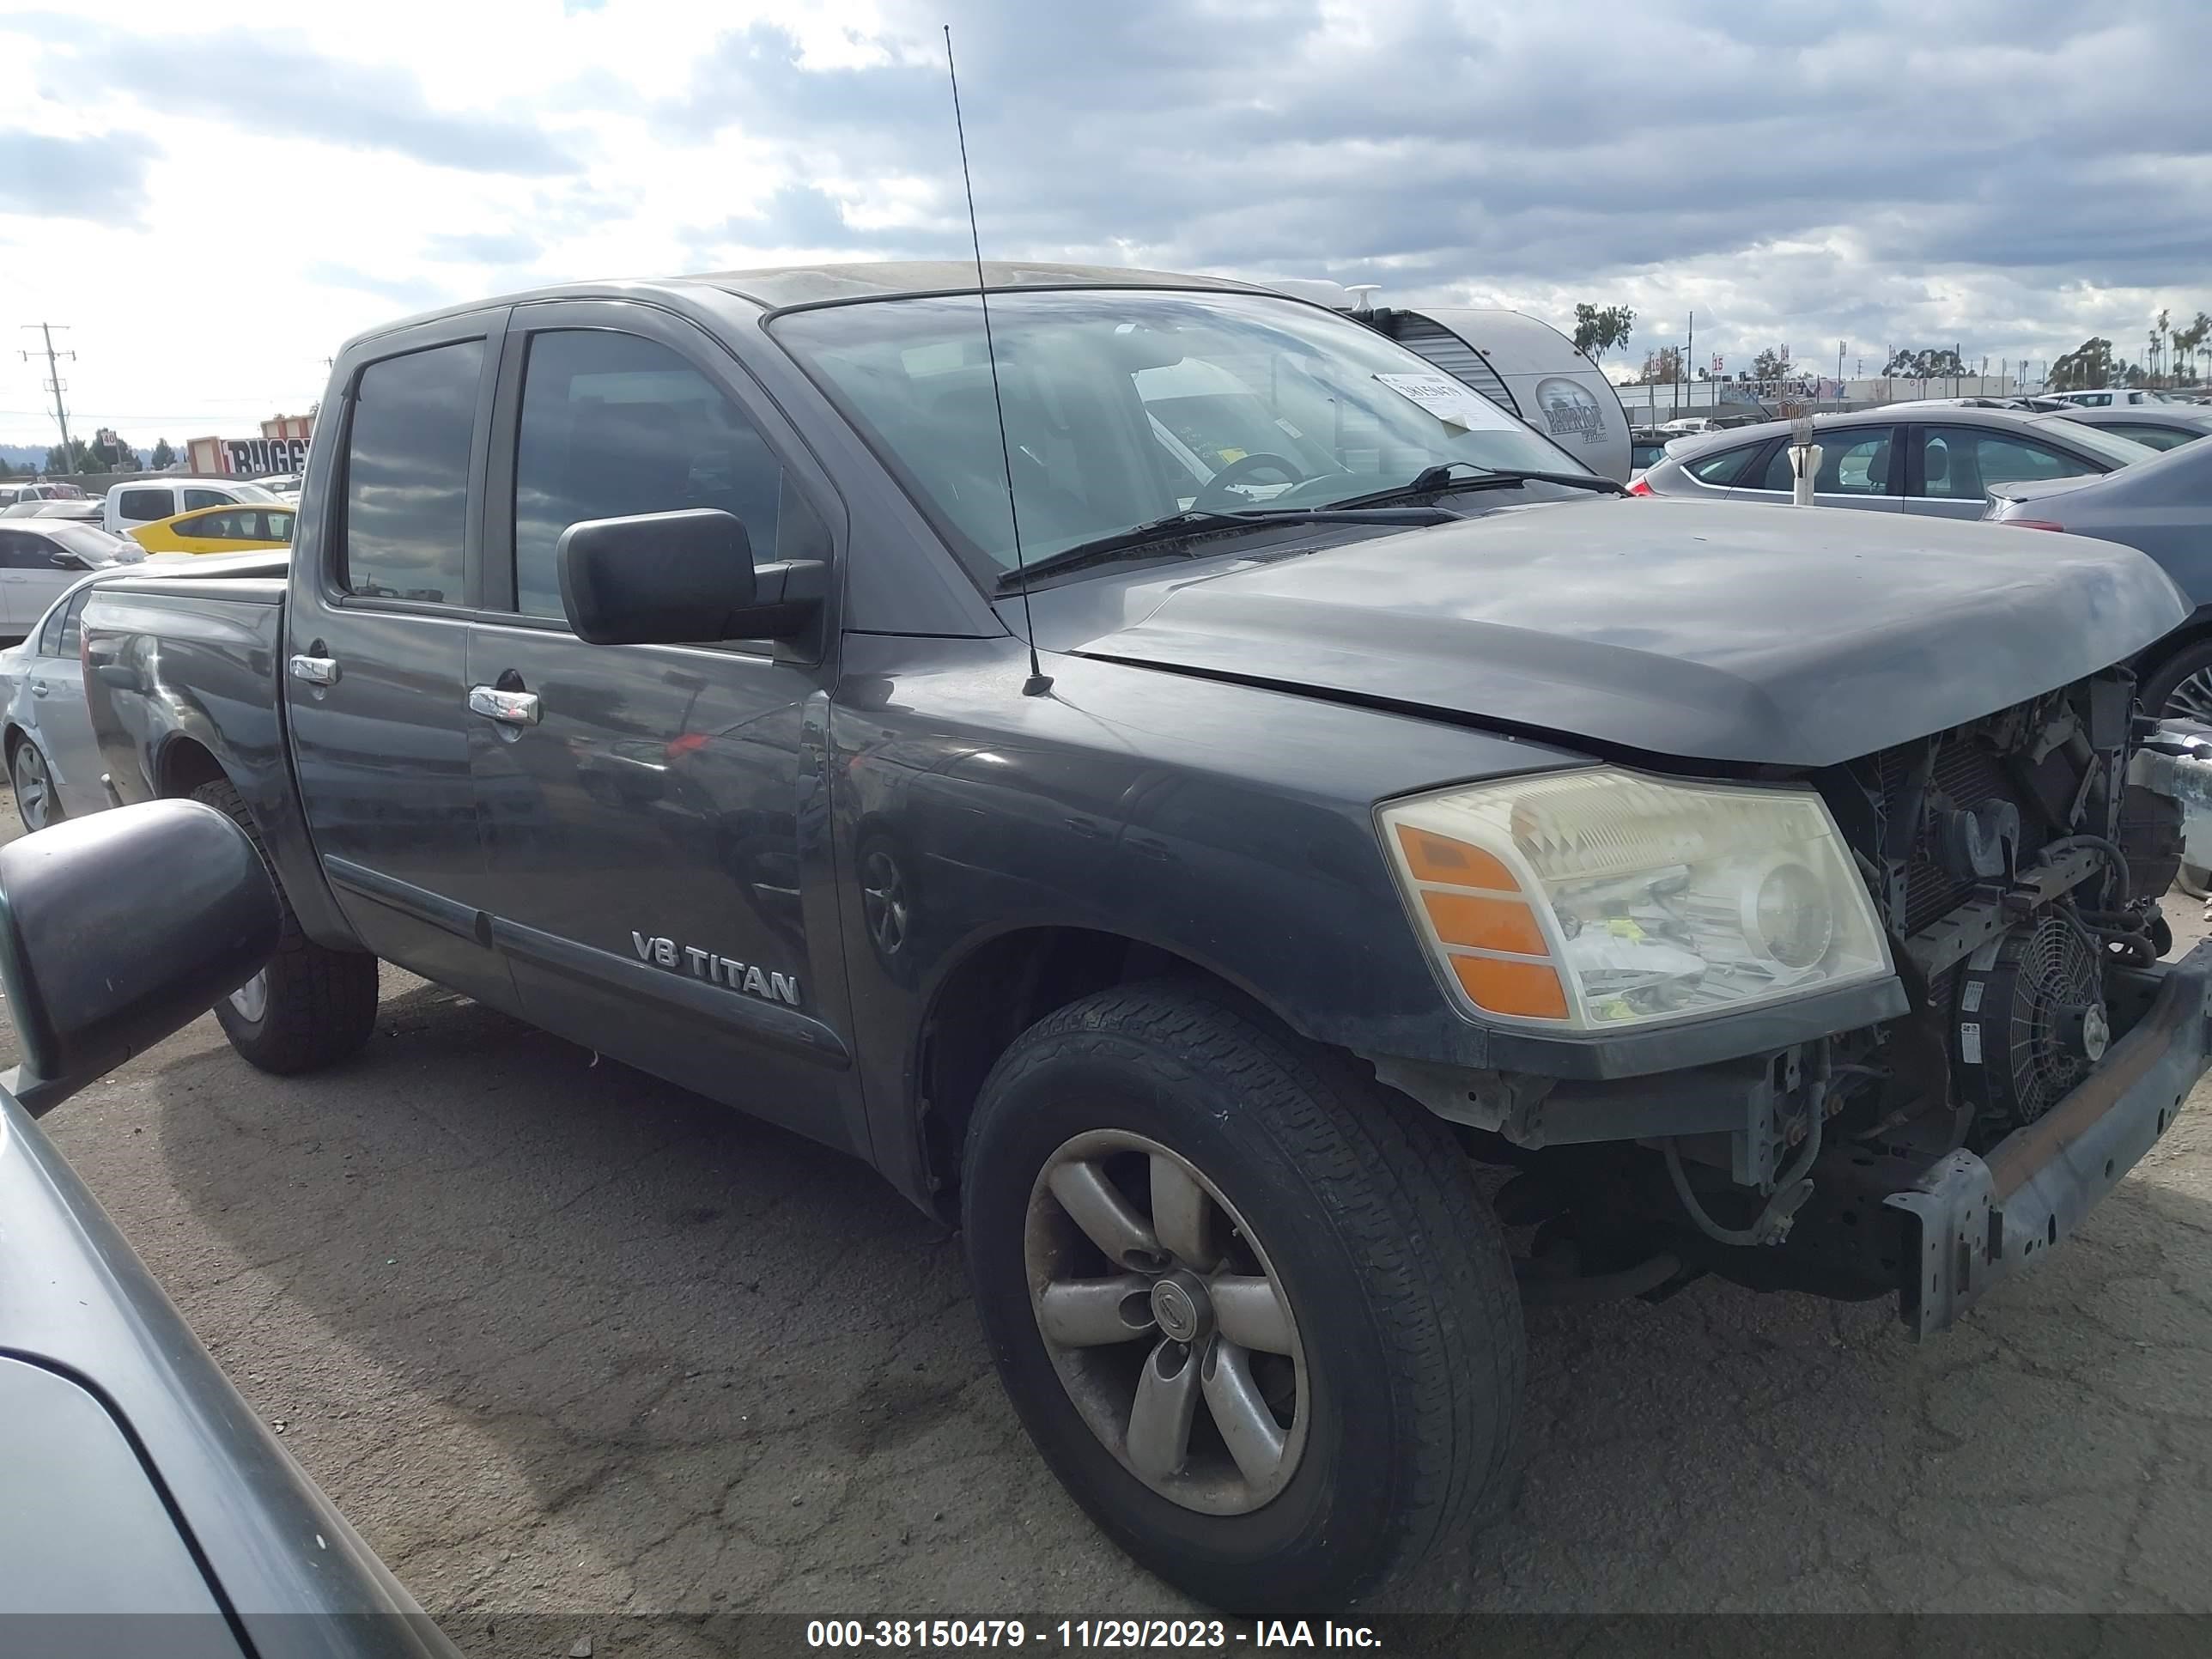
[341,340,484,604]
[114,487,172,523]
[181,488,228,512]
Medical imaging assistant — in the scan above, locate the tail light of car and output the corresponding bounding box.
[1626,477,1655,496]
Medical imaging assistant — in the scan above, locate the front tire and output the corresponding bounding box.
[190,777,380,1074]
[961,983,1522,1613]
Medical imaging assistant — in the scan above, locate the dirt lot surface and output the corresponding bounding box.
[11,789,2212,1632]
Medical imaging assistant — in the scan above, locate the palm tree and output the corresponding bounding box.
[2191,313,2212,386]
[2155,308,2172,385]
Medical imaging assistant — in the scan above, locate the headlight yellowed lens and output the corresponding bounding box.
[1379,768,1892,1031]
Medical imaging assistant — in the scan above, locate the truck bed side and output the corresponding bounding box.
[79,572,360,951]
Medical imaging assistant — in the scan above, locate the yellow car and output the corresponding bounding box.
[128,502,295,555]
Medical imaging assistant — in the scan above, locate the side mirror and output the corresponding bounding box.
[556,508,825,647]
[0,799,279,1117]
[48,553,86,571]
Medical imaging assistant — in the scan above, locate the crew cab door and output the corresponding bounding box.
[283,311,515,1006]
[464,301,859,1145]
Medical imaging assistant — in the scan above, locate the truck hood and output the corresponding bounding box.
[1051,498,2188,768]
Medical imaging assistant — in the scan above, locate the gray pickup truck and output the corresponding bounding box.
[77,260,2212,1612]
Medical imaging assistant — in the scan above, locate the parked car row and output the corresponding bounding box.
[1,551,292,830]
[1632,405,2159,515]
[0,520,143,641]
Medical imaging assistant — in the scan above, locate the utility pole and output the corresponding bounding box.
[1685,311,1693,414]
[18,324,76,468]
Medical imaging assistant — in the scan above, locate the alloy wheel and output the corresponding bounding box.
[11,744,52,830]
[228,970,270,1024]
[1024,1129,1310,1515]
[2167,669,2212,725]
[860,847,909,957]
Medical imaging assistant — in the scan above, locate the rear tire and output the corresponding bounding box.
[961,982,1522,1613]
[189,777,380,1074]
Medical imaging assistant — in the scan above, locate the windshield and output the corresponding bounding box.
[51,524,137,563]
[2028,416,2160,468]
[774,289,1585,578]
[230,482,281,502]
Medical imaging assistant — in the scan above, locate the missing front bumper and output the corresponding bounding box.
[1883,934,2212,1337]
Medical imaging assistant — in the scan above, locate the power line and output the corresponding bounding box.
[18,323,75,459]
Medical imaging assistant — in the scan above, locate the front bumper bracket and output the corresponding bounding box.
[1884,934,2212,1338]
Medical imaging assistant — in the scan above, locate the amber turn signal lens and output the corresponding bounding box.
[1449,955,1569,1019]
[1419,890,1547,956]
[1395,824,1517,891]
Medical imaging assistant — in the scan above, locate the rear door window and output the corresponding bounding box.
[181,488,228,512]
[1748,429,1893,494]
[182,510,240,539]
[53,592,88,658]
[1921,427,2090,500]
[1685,445,1758,485]
[341,340,484,604]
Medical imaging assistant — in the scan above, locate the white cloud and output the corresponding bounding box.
[1,0,2208,449]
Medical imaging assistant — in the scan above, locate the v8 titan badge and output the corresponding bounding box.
[1371,370,1518,432]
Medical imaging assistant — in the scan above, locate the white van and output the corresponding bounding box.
[102,477,282,538]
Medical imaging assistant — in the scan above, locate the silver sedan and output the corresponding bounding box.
[1634,405,2157,517]
[2,576,113,830]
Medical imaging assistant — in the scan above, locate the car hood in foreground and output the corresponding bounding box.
[1042,498,2188,768]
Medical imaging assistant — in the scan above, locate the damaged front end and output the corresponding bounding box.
[1379,670,2212,1334]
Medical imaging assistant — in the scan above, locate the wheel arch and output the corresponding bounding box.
[2135,616,2212,714]
[908,921,1303,1223]
[152,732,233,802]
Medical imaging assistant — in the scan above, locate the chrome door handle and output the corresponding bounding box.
[30,682,48,698]
[289,654,341,686]
[468,684,542,726]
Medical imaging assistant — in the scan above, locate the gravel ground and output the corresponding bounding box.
[11,789,2212,1630]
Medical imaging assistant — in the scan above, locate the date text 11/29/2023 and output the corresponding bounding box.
[804,1620,1383,1649]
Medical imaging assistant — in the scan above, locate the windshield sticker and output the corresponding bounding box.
[1372,372,1518,432]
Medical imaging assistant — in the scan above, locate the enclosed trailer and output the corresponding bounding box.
[1261,280,1632,482]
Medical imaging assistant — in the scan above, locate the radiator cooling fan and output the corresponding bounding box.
[1953,915,2108,1131]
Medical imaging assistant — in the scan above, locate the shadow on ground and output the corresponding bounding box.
[127,975,2212,1626]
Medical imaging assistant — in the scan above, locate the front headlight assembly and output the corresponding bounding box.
[1378,768,1893,1032]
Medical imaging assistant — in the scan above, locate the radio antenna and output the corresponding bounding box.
[945,24,1050,696]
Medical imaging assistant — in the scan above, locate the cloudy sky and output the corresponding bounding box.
[2,0,2208,448]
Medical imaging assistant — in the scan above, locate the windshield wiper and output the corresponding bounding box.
[1334,461,1629,509]
[994,504,1458,592]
